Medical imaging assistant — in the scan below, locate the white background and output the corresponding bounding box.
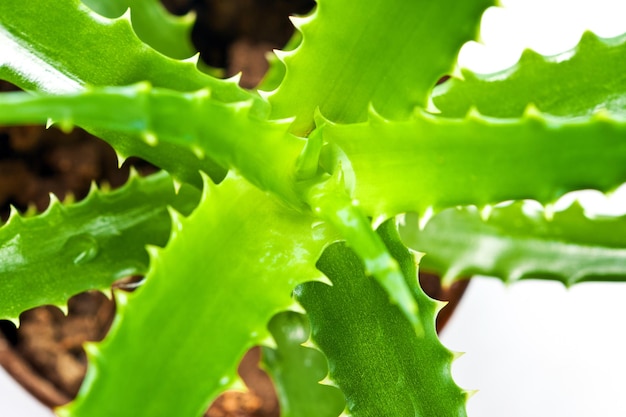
[3,0,626,416]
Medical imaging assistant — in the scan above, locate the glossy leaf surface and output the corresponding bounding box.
[433,31,626,117]
[263,311,346,417]
[268,0,493,134]
[0,171,199,320]
[58,174,338,417]
[0,84,305,206]
[322,110,626,220]
[82,0,196,59]
[297,221,465,417]
[0,0,261,185]
[400,202,626,286]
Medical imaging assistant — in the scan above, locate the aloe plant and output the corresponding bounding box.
[1,0,626,416]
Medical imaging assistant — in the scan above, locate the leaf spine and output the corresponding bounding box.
[141,131,158,146]
[167,206,185,239]
[479,204,493,221]
[418,206,435,230]
[57,304,69,316]
[288,13,315,30]
[366,103,386,124]
[522,103,544,123]
[182,52,201,65]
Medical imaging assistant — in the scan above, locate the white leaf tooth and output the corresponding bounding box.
[182,52,201,65]
[63,191,76,205]
[180,9,197,25]
[408,248,425,264]
[479,204,493,221]
[6,317,19,328]
[172,179,182,194]
[450,64,464,80]
[284,300,308,315]
[225,72,242,85]
[24,202,38,218]
[46,118,54,129]
[47,193,61,209]
[127,166,140,181]
[257,88,274,101]
[466,106,482,121]
[523,103,543,122]
[115,151,128,169]
[145,244,161,262]
[167,206,185,237]
[288,13,315,29]
[300,338,318,349]
[231,99,254,116]
[100,288,114,300]
[433,300,448,314]
[318,375,338,387]
[272,48,295,63]
[441,268,459,288]
[192,87,211,100]
[464,389,479,400]
[190,144,205,159]
[418,206,435,230]
[142,131,158,146]
[227,376,246,392]
[313,273,333,287]
[120,8,132,24]
[57,304,69,316]
[367,103,386,124]
[114,288,130,308]
[58,118,74,134]
[7,205,20,222]
[451,350,465,360]
[543,202,555,221]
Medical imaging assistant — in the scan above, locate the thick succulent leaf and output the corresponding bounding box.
[0,0,250,99]
[305,171,422,331]
[82,0,196,59]
[0,85,423,328]
[58,173,338,417]
[268,0,493,134]
[0,84,305,206]
[400,201,626,286]
[433,31,626,118]
[262,311,346,417]
[0,170,199,320]
[128,0,196,59]
[0,0,263,185]
[296,221,466,417]
[321,109,626,221]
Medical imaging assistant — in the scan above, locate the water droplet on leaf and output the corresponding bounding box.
[65,234,100,265]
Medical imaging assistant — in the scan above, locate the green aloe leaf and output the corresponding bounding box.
[433,31,626,118]
[82,0,197,59]
[297,221,466,417]
[268,0,493,134]
[0,0,263,185]
[263,311,346,417]
[0,170,200,321]
[58,173,339,417]
[321,109,626,221]
[0,84,306,206]
[400,201,626,286]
